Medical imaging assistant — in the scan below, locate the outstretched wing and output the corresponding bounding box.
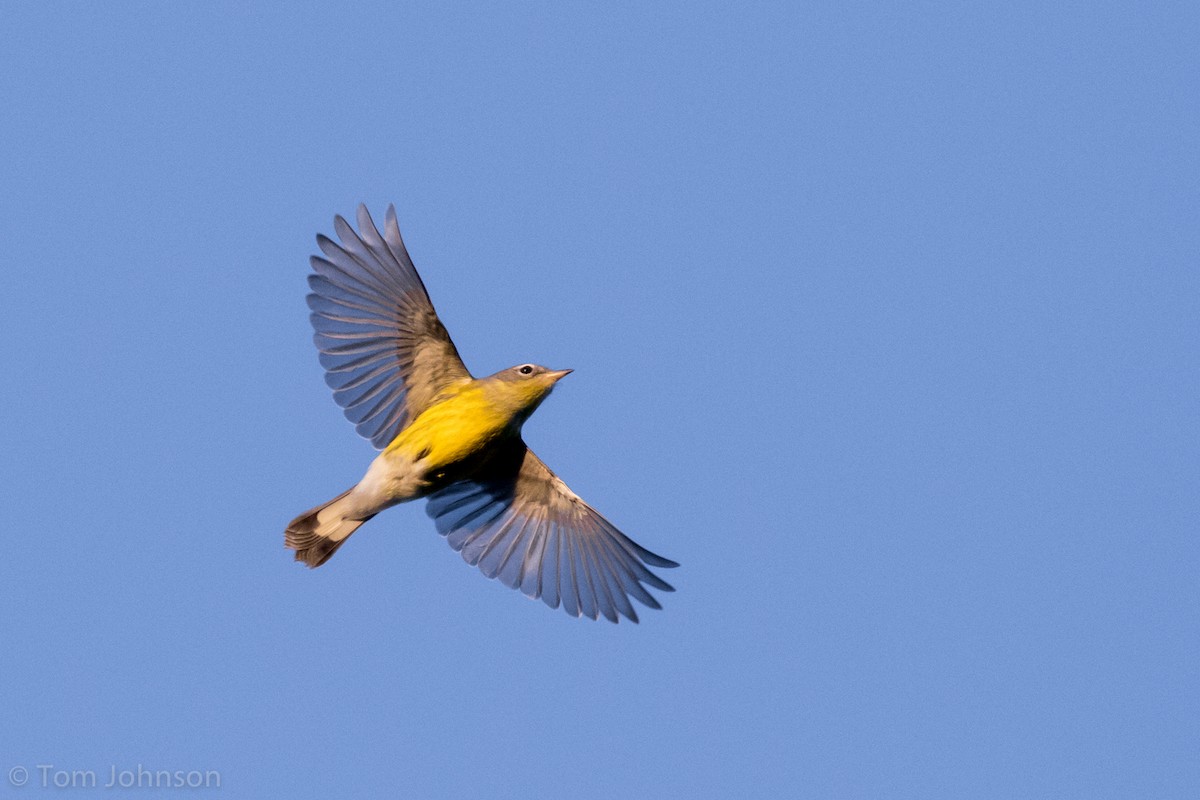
[426,441,679,623]
[308,204,472,449]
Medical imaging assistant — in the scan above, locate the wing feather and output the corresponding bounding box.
[425,441,678,623]
[307,205,471,449]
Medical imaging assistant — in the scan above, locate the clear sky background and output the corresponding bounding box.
[1,3,1197,798]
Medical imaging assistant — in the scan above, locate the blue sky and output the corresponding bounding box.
[2,2,1197,797]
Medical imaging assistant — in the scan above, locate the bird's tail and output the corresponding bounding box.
[285,488,373,568]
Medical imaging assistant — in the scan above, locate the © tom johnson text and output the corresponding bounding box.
[9,764,221,790]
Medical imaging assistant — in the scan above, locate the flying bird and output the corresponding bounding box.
[286,205,678,622]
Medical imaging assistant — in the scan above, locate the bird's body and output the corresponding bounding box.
[385,372,549,469]
[286,205,677,622]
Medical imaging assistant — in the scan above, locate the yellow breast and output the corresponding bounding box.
[384,383,514,471]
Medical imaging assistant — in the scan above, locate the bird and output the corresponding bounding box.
[285,204,678,622]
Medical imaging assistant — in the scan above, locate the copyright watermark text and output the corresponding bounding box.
[8,764,220,790]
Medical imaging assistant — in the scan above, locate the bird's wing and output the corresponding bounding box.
[425,440,679,623]
[308,204,472,449]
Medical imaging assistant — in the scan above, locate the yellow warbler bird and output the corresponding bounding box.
[286,205,678,622]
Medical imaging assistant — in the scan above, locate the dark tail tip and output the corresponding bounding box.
[285,502,356,569]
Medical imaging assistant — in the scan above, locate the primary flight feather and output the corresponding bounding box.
[286,205,678,623]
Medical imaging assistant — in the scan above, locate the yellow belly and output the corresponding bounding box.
[384,384,513,472]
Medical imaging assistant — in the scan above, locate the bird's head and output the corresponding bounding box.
[487,363,573,420]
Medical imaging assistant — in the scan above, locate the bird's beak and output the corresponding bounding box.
[547,368,573,382]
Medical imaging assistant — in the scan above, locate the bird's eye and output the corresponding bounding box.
[518,365,534,375]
